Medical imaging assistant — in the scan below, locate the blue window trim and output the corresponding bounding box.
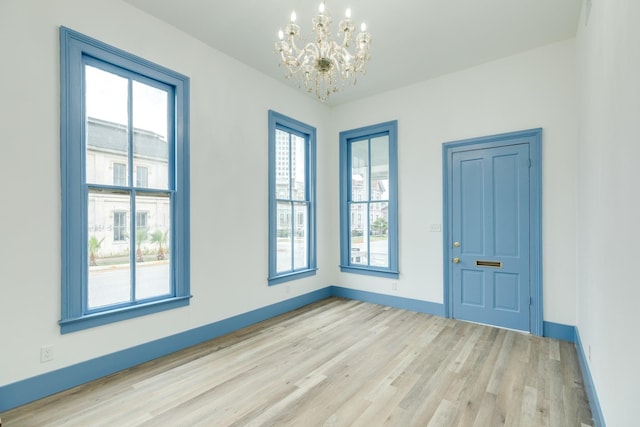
[59,27,191,333]
[267,110,317,285]
[339,121,399,278]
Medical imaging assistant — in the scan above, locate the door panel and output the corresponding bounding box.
[461,270,484,306]
[451,143,530,331]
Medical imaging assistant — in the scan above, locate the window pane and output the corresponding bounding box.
[370,136,389,201]
[135,193,171,300]
[85,65,129,186]
[133,81,169,190]
[88,189,131,309]
[275,129,290,199]
[350,203,368,265]
[369,202,389,268]
[291,134,306,201]
[276,202,292,273]
[351,139,369,201]
[293,202,308,270]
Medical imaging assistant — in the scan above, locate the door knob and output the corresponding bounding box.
[453,242,460,248]
[453,257,460,264]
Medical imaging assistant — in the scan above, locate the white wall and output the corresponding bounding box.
[329,39,579,326]
[576,0,640,425]
[0,0,331,387]
[0,0,585,402]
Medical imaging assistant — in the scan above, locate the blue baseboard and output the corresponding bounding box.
[330,286,445,317]
[0,287,331,412]
[543,321,576,342]
[575,328,606,427]
[0,285,605,426]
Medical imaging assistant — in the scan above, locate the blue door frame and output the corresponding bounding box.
[442,128,543,335]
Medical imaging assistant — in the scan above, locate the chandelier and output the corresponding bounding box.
[275,2,372,102]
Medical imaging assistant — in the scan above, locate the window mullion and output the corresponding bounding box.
[128,78,136,303]
[288,133,293,200]
[288,133,295,271]
[290,201,295,271]
[367,138,372,267]
[130,190,136,302]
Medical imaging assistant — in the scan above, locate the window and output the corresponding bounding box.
[136,165,148,188]
[113,211,127,241]
[60,27,190,333]
[136,211,148,229]
[268,110,316,285]
[113,163,126,186]
[339,121,398,278]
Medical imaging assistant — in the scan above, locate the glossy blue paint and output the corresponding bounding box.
[0,285,590,413]
[267,269,318,286]
[0,288,332,412]
[543,321,576,342]
[338,265,399,279]
[452,144,530,331]
[575,329,606,427]
[443,128,543,335]
[59,296,191,334]
[339,121,399,278]
[267,110,317,285]
[59,27,190,333]
[331,286,445,316]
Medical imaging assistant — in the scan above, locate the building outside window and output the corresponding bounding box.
[113,211,127,241]
[136,165,149,188]
[136,211,148,229]
[113,162,126,186]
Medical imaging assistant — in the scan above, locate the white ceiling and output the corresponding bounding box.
[124,0,583,106]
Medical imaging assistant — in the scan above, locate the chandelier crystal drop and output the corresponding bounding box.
[275,2,372,102]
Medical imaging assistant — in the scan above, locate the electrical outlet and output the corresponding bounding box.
[588,345,592,362]
[391,282,398,291]
[40,345,54,363]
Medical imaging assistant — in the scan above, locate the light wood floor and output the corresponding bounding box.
[2,298,593,426]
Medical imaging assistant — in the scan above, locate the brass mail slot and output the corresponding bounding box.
[476,260,502,268]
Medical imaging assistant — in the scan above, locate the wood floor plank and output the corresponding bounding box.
[1,298,594,427]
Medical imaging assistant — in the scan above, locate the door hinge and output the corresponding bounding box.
[529,296,533,305]
[528,159,532,168]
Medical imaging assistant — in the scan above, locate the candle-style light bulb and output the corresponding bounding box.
[360,22,367,32]
[319,2,325,13]
[290,11,297,22]
[278,29,284,40]
[345,8,351,19]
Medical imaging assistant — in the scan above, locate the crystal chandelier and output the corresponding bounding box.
[275,2,372,102]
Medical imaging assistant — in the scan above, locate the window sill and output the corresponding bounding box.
[268,268,317,286]
[339,265,399,279]
[59,296,191,334]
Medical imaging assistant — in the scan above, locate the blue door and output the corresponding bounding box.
[451,143,530,331]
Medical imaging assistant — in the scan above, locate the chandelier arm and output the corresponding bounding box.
[340,30,352,49]
[304,42,320,57]
[288,37,303,57]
